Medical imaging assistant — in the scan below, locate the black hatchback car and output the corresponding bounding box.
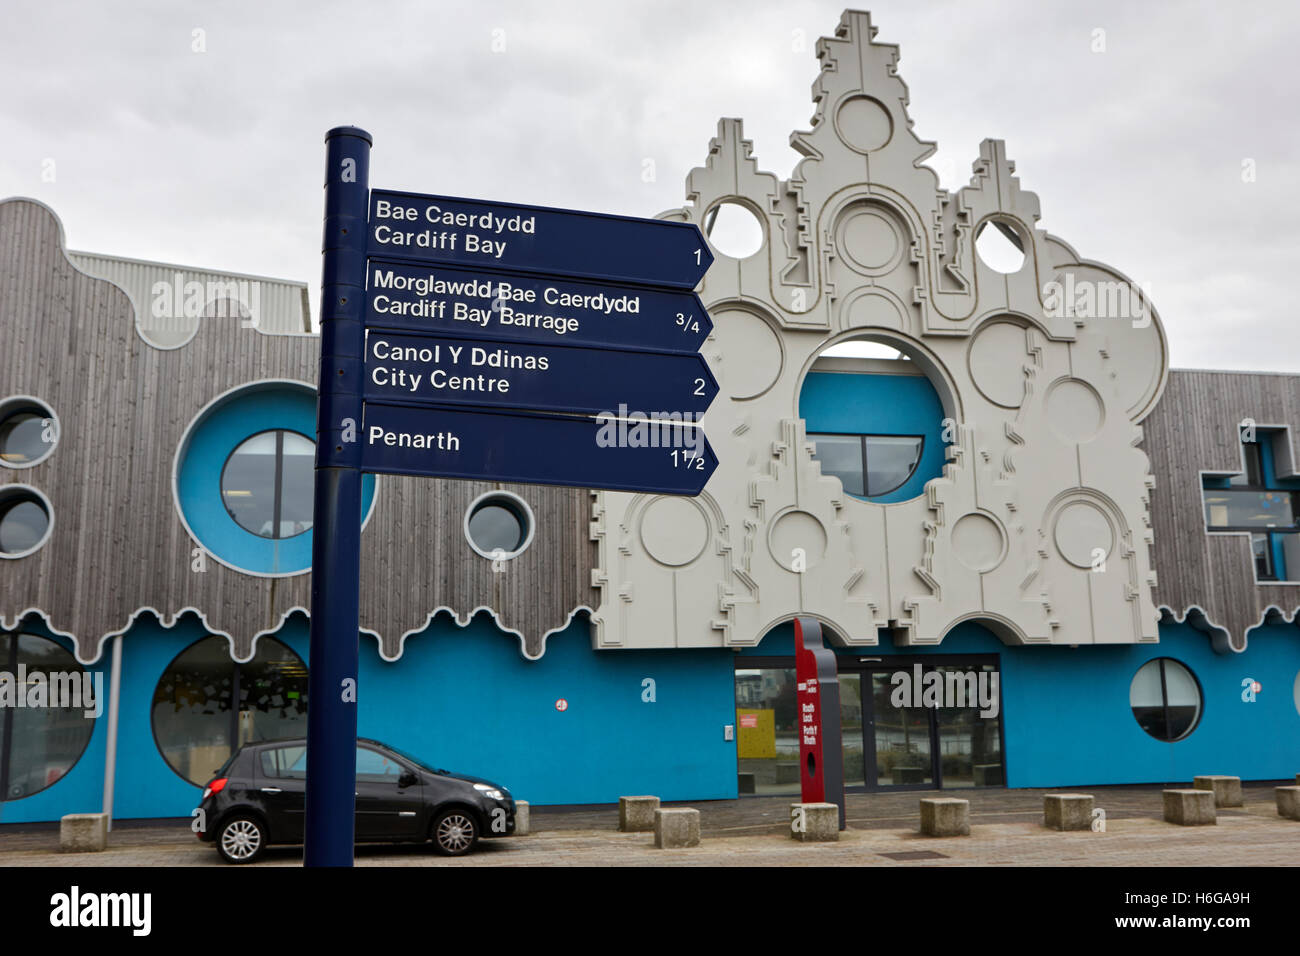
[195,737,516,862]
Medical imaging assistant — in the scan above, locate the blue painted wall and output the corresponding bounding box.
[7,611,1297,823]
[355,612,737,806]
[798,368,947,503]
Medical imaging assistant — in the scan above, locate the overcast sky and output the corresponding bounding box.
[3,0,1296,371]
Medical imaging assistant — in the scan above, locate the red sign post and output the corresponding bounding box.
[793,616,846,829]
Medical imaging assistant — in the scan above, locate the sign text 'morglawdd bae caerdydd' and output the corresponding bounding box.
[365,258,712,354]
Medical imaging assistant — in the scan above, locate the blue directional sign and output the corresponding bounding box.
[361,402,718,495]
[365,258,712,354]
[363,331,718,417]
[366,189,713,288]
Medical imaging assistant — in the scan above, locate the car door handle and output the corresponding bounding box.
[261,787,282,794]
[398,811,416,817]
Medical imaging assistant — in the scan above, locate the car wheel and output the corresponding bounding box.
[217,815,267,864]
[431,808,479,856]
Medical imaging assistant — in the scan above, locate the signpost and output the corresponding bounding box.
[305,127,718,866]
[794,616,846,830]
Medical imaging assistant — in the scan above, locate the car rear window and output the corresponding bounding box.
[260,745,308,779]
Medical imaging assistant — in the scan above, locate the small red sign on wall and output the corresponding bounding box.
[740,713,758,728]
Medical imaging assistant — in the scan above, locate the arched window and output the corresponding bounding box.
[152,635,308,787]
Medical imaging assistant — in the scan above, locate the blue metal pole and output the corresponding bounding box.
[305,125,371,867]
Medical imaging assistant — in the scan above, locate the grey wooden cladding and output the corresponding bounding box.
[0,198,598,662]
[1142,368,1300,650]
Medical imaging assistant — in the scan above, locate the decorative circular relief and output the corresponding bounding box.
[1053,500,1114,568]
[835,95,894,152]
[769,510,828,571]
[712,308,783,400]
[1046,378,1105,444]
[640,496,710,567]
[836,207,904,276]
[967,321,1028,409]
[950,513,1006,572]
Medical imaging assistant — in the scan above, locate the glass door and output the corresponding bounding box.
[839,673,866,789]
[934,663,1004,787]
[867,670,935,788]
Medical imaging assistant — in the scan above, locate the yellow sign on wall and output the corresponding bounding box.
[736,709,776,759]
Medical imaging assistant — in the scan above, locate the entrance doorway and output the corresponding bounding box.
[734,656,1004,794]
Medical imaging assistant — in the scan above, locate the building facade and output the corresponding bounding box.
[2,10,1297,824]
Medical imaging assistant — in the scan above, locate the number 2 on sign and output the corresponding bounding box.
[671,450,705,470]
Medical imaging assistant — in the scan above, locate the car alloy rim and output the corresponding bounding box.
[222,820,261,859]
[437,813,474,851]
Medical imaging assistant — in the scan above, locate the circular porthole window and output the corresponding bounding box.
[175,381,376,577]
[1130,658,1203,742]
[0,486,52,558]
[975,218,1026,274]
[220,429,316,540]
[705,201,765,259]
[464,492,534,560]
[0,397,57,468]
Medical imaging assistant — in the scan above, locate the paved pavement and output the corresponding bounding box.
[3,783,1296,866]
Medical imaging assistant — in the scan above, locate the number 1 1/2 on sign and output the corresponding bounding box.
[360,402,718,496]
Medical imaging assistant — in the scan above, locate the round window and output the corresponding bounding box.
[1129,658,1202,742]
[464,492,534,560]
[0,486,52,558]
[0,398,57,468]
[176,382,377,576]
[220,430,316,539]
[0,632,95,800]
[152,635,308,787]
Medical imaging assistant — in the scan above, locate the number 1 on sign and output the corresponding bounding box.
[693,249,701,265]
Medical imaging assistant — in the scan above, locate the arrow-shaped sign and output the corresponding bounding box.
[363,331,719,418]
[366,189,713,288]
[360,402,718,495]
[364,258,712,354]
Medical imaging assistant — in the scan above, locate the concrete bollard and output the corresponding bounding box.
[60,813,108,852]
[919,797,970,837]
[1193,775,1243,808]
[1043,793,1094,831]
[1276,786,1300,821]
[618,795,660,832]
[653,808,700,848]
[789,802,840,842]
[513,801,530,836]
[1163,789,1216,826]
